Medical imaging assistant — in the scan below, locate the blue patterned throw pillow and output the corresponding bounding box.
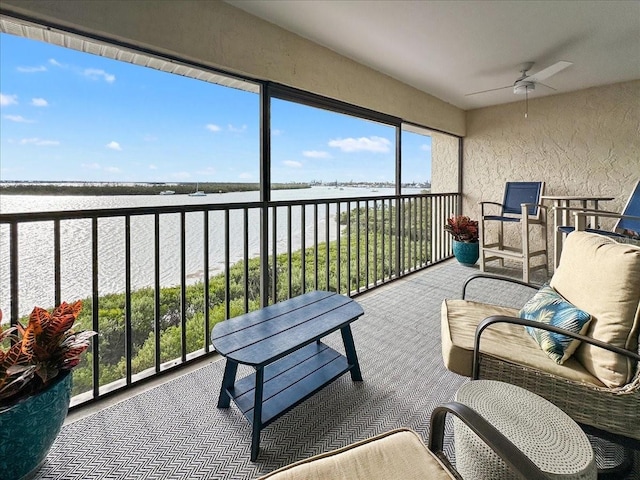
[519,284,592,364]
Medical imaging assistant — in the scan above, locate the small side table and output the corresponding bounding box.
[454,380,596,480]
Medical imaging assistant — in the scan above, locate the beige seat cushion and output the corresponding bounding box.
[550,232,640,387]
[441,299,603,386]
[256,428,454,480]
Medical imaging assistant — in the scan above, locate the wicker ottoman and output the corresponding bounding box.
[454,380,596,480]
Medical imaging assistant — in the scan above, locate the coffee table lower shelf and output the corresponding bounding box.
[224,341,352,428]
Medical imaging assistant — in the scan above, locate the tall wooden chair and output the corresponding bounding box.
[479,181,547,282]
[554,180,640,265]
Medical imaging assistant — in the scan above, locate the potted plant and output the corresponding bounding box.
[0,301,96,480]
[444,215,480,265]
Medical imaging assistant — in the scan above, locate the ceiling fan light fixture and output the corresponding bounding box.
[514,81,535,95]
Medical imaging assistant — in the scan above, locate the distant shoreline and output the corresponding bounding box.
[0,182,310,196]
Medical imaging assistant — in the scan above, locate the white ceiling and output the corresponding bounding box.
[227,0,640,110]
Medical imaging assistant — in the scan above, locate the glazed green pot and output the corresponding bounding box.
[0,371,72,480]
[452,239,480,265]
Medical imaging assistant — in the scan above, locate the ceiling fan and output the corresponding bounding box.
[466,60,572,118]
[466,61,573,97]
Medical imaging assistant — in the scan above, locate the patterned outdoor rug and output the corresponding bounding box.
[34,261,638,479]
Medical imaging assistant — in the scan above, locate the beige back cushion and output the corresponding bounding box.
[550,232,640,387]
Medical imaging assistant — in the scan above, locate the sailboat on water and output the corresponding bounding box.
[189,183,206,196]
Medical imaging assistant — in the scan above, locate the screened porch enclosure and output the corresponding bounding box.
[0,13,462,408]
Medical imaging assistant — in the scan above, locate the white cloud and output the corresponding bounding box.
[328,136,391,153]
[148,164,158,170]
[20,138,60,146]
[303,150,331,159]
[17,65,47,73]
[0,165,22,175]
[206,124,221,132]
[47,58,117,87]
[272,129,283,136]
[106,141,122,151]
[4,115,33,123]
[31,98,48,107]
[197,167,217,176]
[0,93,18,107]
[104,166,121,173]
[420,143,432,152]
[81,163,101,170]
[283,160,303,168]
[228,124,247,133]
[171,171,191,179]
[239,172,253,179]
[83,68,115,83]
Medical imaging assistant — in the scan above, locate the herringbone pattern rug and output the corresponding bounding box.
[33,261,639,479]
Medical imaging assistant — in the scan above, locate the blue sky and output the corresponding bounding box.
[0,33,431,184]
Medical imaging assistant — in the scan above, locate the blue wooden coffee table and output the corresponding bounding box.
[211,290,364,461]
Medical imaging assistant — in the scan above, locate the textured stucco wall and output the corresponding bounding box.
[430,131,459,195]
[1,0,465,136]
[464,80,640,265]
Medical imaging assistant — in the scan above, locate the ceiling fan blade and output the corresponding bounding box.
[524,61,572,83]
[465,85,511,96]
[536,81,557,91]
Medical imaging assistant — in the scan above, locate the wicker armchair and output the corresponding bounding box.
[441,232,640,463]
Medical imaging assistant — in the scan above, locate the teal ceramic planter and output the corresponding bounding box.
[0,371,72,480]
[452,240,479,265]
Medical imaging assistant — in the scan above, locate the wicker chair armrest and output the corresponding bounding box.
[479,201,503,207]
[472,315,640,380]
[429,402,547,480]
[462,273,541,299]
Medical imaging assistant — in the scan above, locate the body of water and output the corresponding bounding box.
[1,186,417,316]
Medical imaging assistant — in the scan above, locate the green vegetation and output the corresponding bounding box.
[65,199,431,396]
[0,182,310,196]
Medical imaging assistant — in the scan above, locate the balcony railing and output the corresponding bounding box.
[0,191,459,407]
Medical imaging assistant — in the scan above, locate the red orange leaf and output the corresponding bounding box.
[29,306,50,330]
